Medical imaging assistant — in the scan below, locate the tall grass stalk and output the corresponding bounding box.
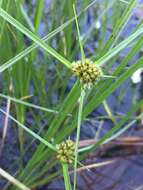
[73,4,85,62]
[62,164,72,190]
[0,168,30,190]
[0,0,3,7]
[0,108,57,152]
[0,8,71,68]
[74,89,85,190]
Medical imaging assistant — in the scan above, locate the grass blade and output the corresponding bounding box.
[96,25,143,66]
[34,0,45,32]
[74,89,85,190]
[0,108,57,152]
[100,0,137,55]
[0,93,59,114]
[0,8,71,68]
[80,97,143,155]
[73,3,85,62]
[0,168,30,190]
[62,164,72,190]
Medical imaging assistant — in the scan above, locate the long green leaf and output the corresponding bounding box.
[0,108,57,152]
[0,93,58,114]
[62,164,72,190]
[0,8,71,68]
[0,168,30,190]
[74,89,85,190]
[96,25,143,66]
[0,0,97,72]
[100,0,137,55]
[81,97,143,156]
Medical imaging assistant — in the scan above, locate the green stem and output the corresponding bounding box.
[62,163,72,190]
[74,89,85,190]
[0,108,57,152]
[0,0,3,7]
[34,0,45,32]
[73,4,85,62]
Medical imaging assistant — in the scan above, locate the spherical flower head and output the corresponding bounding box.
[72,59,101,88]
[57,140,75,164]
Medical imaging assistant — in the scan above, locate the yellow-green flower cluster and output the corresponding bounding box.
[57,140,75,164]
[72,59,101,88]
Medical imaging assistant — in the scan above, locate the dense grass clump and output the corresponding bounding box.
[0,0,143,190]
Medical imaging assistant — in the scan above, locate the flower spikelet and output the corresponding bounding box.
[57,140,75,164]
[72,59,101,88]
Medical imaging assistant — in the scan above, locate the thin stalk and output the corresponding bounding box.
[20,4,34,32]
[34,0,45,32]
[73,4,85,62]
[0,98,11,155]
[62,164,72,190]
[0,8,71,68]
[103,100,116,124]
[0,168,30,190]
[31,0,45,63]
[0,108,57,152]
[0,0,10,42]
[0,0,3,7]
[74,89,85,190]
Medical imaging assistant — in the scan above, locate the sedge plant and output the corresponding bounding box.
[0,0,142,190]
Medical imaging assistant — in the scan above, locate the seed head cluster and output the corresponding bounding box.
[72,59,101,88]
[57,140,75,164]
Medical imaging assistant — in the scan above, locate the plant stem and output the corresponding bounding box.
[62,163,72,190]
[73,4,85,62]
[0,168,30,190]
[74,88,85,190]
